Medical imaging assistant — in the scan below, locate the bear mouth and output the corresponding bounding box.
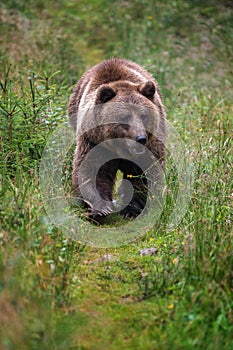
[130,144,146,156]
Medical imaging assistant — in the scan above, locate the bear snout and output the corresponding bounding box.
[132,143,146,155]
[126,135,147,156]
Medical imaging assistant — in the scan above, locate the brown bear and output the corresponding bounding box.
[68,58,166,223]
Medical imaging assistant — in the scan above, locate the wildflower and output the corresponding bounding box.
[199,128,203,132]
[168,304,174,310]
[147,16,153,20]
[149,237,154,242]
[172,257,179,265]
[127,174,133,178]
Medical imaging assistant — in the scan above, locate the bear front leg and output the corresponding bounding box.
[73,153,117,223]
[88,162,117,222]
[120,174,148,219]
[72,138,94,208]
[74,168,114,223]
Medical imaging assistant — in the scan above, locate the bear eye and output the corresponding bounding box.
[141,114,148,121]
[121,115,130,124]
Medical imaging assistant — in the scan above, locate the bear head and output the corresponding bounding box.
[79,80,163,157]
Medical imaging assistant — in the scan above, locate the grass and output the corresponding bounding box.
[0,0,233,349]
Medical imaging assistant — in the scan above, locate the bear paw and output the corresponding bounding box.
[120,203,143,219]
[88,204,113,224]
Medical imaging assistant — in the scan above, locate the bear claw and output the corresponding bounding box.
[88,205,113,223]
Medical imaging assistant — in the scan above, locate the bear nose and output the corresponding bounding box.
[136,135,147,145]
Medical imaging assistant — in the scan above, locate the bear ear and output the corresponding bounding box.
[96,85,116,104]
[139,81,156,99]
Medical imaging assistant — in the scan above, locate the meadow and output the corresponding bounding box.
[0,1,232,349]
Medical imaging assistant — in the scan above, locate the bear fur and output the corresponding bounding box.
[68,58,166,222]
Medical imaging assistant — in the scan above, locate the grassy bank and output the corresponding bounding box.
[0,1,232,349]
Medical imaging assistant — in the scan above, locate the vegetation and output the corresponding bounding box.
[0,1,232,349]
